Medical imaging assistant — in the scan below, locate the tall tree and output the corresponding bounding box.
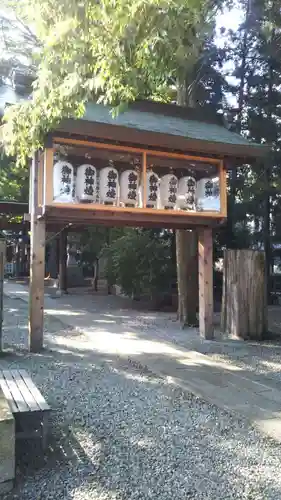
[225,0,252,249]
[0,154,28,201]
[2,0,225,161]
[175,38,229,325]
[221,0,281,299]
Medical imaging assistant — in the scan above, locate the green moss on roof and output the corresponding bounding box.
[82,102,264,150]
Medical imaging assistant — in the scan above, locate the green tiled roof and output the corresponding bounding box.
[82,102,264,151]
[0,83,266,155]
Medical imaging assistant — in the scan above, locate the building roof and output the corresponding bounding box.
[0,83,268,159]
[0,201,28,215]
[82,102,264,152]
[0,84,28,115]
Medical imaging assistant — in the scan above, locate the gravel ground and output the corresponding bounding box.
[195,341,281,381]
[2,296,281,499]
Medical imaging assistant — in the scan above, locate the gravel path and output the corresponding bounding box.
[2,296,281,499]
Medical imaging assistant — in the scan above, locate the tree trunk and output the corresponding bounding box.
[263,43,274,302]
[263,171,271,301]
[228,0,251,248]
[175,81,198,326]
[221,249,267,340]
[176,230,198,326]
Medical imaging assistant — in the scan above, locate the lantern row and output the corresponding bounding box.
[53,161,220,212]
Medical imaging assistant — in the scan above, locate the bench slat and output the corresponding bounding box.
[0,373,18,413]
[17,370,50,411]
[2,370,30,413]
[9,370,40,412]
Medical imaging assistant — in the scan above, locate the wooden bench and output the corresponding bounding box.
[0,369,51,450]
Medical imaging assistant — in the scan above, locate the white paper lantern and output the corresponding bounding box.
[177,176,196,210]
[120,170,139,207]
[99,166,119,205]
[160,174,178,209]
[146,171,160,208]
[53,161,74,203]
[76,164,97,202]
[196,177,220,211]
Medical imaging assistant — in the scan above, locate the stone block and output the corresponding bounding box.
[0,388,15,494]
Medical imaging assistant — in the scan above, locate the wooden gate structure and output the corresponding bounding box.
[26,100,267,352]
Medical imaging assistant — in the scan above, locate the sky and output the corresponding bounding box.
[216,4,243,46]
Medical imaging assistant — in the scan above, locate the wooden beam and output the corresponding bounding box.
[58,229,67,292]
[0,202,28,215]
[48,202,223,218]
[43,205,226,230]
[29,152,45,352]
[198,227,214,340]
[53,136,221,165]
[54,144,215,173]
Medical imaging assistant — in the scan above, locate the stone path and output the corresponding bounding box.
[4,280,281,442]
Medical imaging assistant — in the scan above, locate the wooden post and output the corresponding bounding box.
[59,229,67,292]
[29,152,46,352]
[198,228,214,339]
[0,239,6,351]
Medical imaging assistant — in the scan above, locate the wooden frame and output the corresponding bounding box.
[53,136,221,164]
[25,101,267,353]
[43,136,226,223]
[48,203,222,218]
